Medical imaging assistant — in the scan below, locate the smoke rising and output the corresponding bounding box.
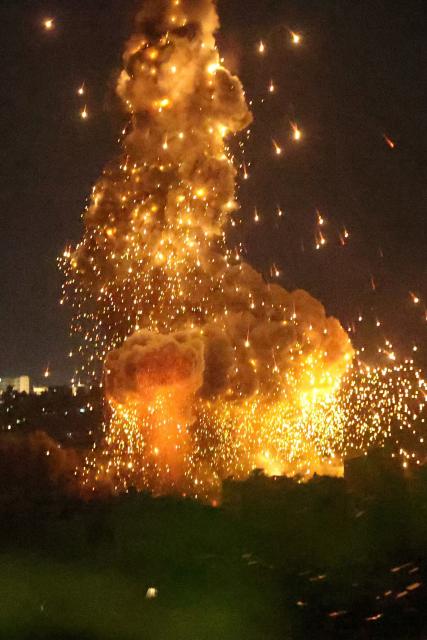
[62,0,356,498]
[105,329,204,404]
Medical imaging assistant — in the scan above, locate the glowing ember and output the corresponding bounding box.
[383,134,395,149]
[43,18,54,31]
[291,122,302,141]
[272,139,283,155]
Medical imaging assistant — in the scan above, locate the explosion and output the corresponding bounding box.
[61,0,426,499]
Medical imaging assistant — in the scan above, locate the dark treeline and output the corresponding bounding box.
[1,448,427,639]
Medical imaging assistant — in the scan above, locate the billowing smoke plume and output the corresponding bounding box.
[105,330,204,405]
[62,0,357,498]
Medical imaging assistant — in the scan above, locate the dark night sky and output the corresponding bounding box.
[0,0,426,384]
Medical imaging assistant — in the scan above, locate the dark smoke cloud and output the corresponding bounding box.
[105,330,205,404]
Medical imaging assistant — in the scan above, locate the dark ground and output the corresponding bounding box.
[1,453,427,640]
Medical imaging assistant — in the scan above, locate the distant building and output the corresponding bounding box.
[33,386,49,396]
[0,376,30,394]
[222,469,297,508]
[72,382,89,396]
[344,447,406,496]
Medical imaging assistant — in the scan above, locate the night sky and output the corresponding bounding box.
[1,0,426,384]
